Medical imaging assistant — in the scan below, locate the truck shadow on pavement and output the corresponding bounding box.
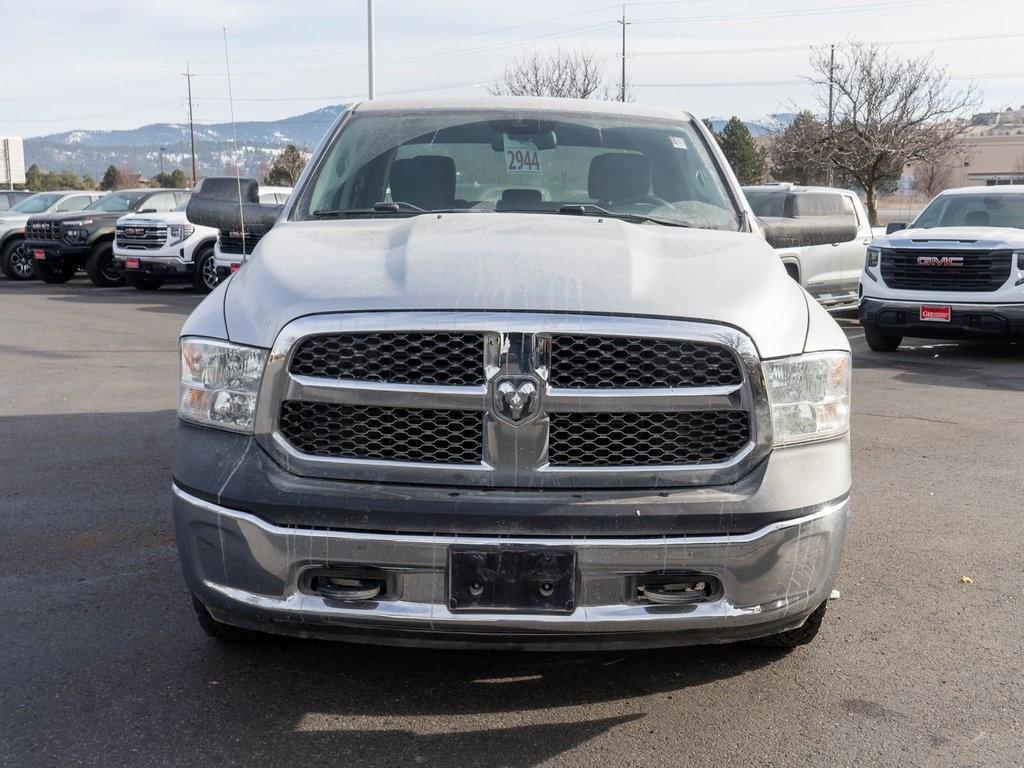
[0,277,203,316]
[2,408,784,768]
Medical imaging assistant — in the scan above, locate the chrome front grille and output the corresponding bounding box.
[290,332,485,386]
[116,224,167,250]
[256,312,770,489]
[279,402,483,463]
[548,411,750,467]
[549,335,742,389]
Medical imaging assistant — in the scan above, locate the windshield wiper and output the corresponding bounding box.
[312,201,428,218]
[498,203,694,228]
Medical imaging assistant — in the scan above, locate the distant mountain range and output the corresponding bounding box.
[23,106,793,179]
[24,105,348,179]
[705,113,796,137]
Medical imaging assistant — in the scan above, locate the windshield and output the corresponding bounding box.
[296,108,740,230]
[10,193,63,214]
[87,192,147,213]
[913,192,1024,229]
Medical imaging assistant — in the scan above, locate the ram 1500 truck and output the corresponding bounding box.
[0,190,104,280]
[23,188,187,286]
[861,185,1024,350]
[744,183,871,312]
[113,197,221,293]
[175,98,851,651]
[211,185,293,280]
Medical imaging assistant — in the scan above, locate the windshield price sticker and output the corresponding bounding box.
[503,136,542,174]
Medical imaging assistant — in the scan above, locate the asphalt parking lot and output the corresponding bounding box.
[1,277,1021,768]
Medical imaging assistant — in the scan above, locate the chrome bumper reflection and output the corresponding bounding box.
[173,485,846,637]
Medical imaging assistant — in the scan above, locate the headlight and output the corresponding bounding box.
[64,219,93,227]
[167,223,195,246]
[866,246,880,268]
[178,338,268,433]
[1015,250,1024,270]
[762,351,850,446]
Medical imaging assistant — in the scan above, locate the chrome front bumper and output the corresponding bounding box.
[174,485,847,649]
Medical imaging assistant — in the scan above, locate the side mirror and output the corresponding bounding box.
[185,176,282,235]
[885,222,907,234]
[760,217,859,249]
[138,208,157,214]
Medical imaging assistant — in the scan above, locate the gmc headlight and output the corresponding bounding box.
[178,338,268,433]
[866,246,880,268]
[762,352,850,446]
[167,223,194,246]
[1015,250,1024,270]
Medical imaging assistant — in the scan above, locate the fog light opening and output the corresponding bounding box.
[304,567,389,602]
[634,575,720,606]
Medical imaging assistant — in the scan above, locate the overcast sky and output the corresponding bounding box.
[3,0,1023,138]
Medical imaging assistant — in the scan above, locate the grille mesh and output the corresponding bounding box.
[549,335,742,389]
[880,248,1012,292]
[548,411,750,466]
[290,332,485,385]
[218,230,263,255]
[279,401,483,464]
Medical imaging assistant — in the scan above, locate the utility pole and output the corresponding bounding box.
[184,64,198,187]
[827,44,835,187]
[367,0,376,100]
[159,147,165,177]
[617,6,630,102]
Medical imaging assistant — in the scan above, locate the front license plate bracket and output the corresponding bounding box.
[448,547,576,613]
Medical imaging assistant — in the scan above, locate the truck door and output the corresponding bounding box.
[839,195,871,294]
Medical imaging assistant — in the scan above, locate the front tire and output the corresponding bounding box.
[127,275,165,291]
[750,600,828,650]
[864,325,902,352]
[85,241,125,287]
[32,259,76,283]
[192,246,219,294]
[1,240,35,280]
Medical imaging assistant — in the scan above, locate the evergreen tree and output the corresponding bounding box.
[24,163,43,190]
[712,117,767,185]
[100,165,122,191]
[264,144,307,186]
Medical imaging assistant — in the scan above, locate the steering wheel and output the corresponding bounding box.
[613,195,671,211]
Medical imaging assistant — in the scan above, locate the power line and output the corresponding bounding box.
[632,0,976,24]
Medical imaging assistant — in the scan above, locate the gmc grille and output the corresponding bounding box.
[26,221,62,241]
[881,248,1012,292]
[116,225,167,250]
[218,230,261,255]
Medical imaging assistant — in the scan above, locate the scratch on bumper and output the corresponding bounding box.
[173,484,847,641]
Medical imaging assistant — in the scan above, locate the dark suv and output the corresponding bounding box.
[24,188,187,286]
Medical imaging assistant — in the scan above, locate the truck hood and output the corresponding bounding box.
[27,210,122,225]
[0,212,30,231]
[222,213,809,358]
[881,226,1024,248]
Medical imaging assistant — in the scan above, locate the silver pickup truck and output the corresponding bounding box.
[174,98,851,651]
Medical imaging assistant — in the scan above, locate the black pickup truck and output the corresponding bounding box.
[23,188,187,286]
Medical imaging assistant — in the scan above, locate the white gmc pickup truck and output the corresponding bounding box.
[174,98,851,652]
[860,186,1024,351]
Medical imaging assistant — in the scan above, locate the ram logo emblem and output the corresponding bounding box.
[493,377,540,424]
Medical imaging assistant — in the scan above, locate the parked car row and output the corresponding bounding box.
[0,183,291,293]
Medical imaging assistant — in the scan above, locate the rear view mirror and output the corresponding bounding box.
[185,176,281,235]
[885,222,907,234]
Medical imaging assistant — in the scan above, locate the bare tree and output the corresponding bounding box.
[489,48,607,99]
[911,143,970,198]
[811,42,981,224]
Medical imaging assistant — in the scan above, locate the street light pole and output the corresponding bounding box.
[159,147,165,177]
[367,0,376,100]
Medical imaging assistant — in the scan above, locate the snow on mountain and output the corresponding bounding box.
[24,104,348,177]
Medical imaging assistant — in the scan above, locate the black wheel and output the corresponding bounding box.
[750,600,828,650]
[127,275,165,291]
[864,325,902,352]
[191,593,268,644]
[192,246,219,294]
[32,259,76,284]
[1,239,35,280]
[85,241,125,287]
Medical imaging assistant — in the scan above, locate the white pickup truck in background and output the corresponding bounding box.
[744,184,872,312]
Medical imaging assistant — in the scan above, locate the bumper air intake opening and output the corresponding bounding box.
[301,567,394,603]
[631,573,721,606]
